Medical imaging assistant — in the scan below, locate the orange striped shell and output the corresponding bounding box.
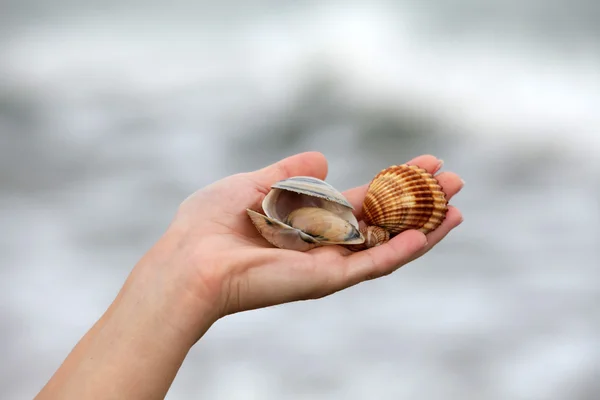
[362,164,448,236]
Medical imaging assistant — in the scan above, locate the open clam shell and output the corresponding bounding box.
[247,176,364,251]
[263,177,357,224]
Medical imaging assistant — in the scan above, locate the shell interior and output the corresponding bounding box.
[263,176,359,230]
[285,207,364,245]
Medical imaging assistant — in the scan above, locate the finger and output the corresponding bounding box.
[432,171,464,202]
[247,151,329,191]
[342,154,445,218]
[406,154,445,174]
[341,229,428,286]
[341,183,369,214]
[309,229,427,290]
[426,206,463,247]
[308,205,463,296]
[316,206,462,291]
[406,205,463,264]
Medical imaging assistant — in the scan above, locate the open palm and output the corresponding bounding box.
[170,152,464,317]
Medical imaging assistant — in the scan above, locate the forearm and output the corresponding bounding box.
[35,235,217,400]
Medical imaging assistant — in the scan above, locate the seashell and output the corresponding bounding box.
[246,176,365,251]
[347,164,448,250]
[247,165,448,252]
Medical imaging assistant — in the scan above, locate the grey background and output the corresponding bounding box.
[1,1,599,399]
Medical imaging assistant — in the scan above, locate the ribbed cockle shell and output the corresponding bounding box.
[348,164,448,250]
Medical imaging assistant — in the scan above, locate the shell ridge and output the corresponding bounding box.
[271,176,354,210]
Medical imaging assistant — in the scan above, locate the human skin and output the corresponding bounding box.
[34,152,464,400]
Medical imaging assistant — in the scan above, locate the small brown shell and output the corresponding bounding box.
[362,164,448,236]
[345,225,390,252]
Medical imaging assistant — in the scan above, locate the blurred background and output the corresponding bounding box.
[1,1,599,399]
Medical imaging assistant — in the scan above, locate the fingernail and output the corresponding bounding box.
[460,179,466,186]
[434,159,444,173]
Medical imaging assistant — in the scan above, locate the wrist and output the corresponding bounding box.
[121,230,220,347]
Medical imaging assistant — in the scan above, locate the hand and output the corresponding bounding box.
[34,151,464,400]
[167,151,464,322]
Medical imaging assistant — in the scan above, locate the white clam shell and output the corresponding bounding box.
[263,176,360,229]
[247,176,364,251]
[269,177,354,209]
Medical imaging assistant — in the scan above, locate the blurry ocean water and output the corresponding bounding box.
[1,1,599,399]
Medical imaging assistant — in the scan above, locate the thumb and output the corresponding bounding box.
[248,151,329,189]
